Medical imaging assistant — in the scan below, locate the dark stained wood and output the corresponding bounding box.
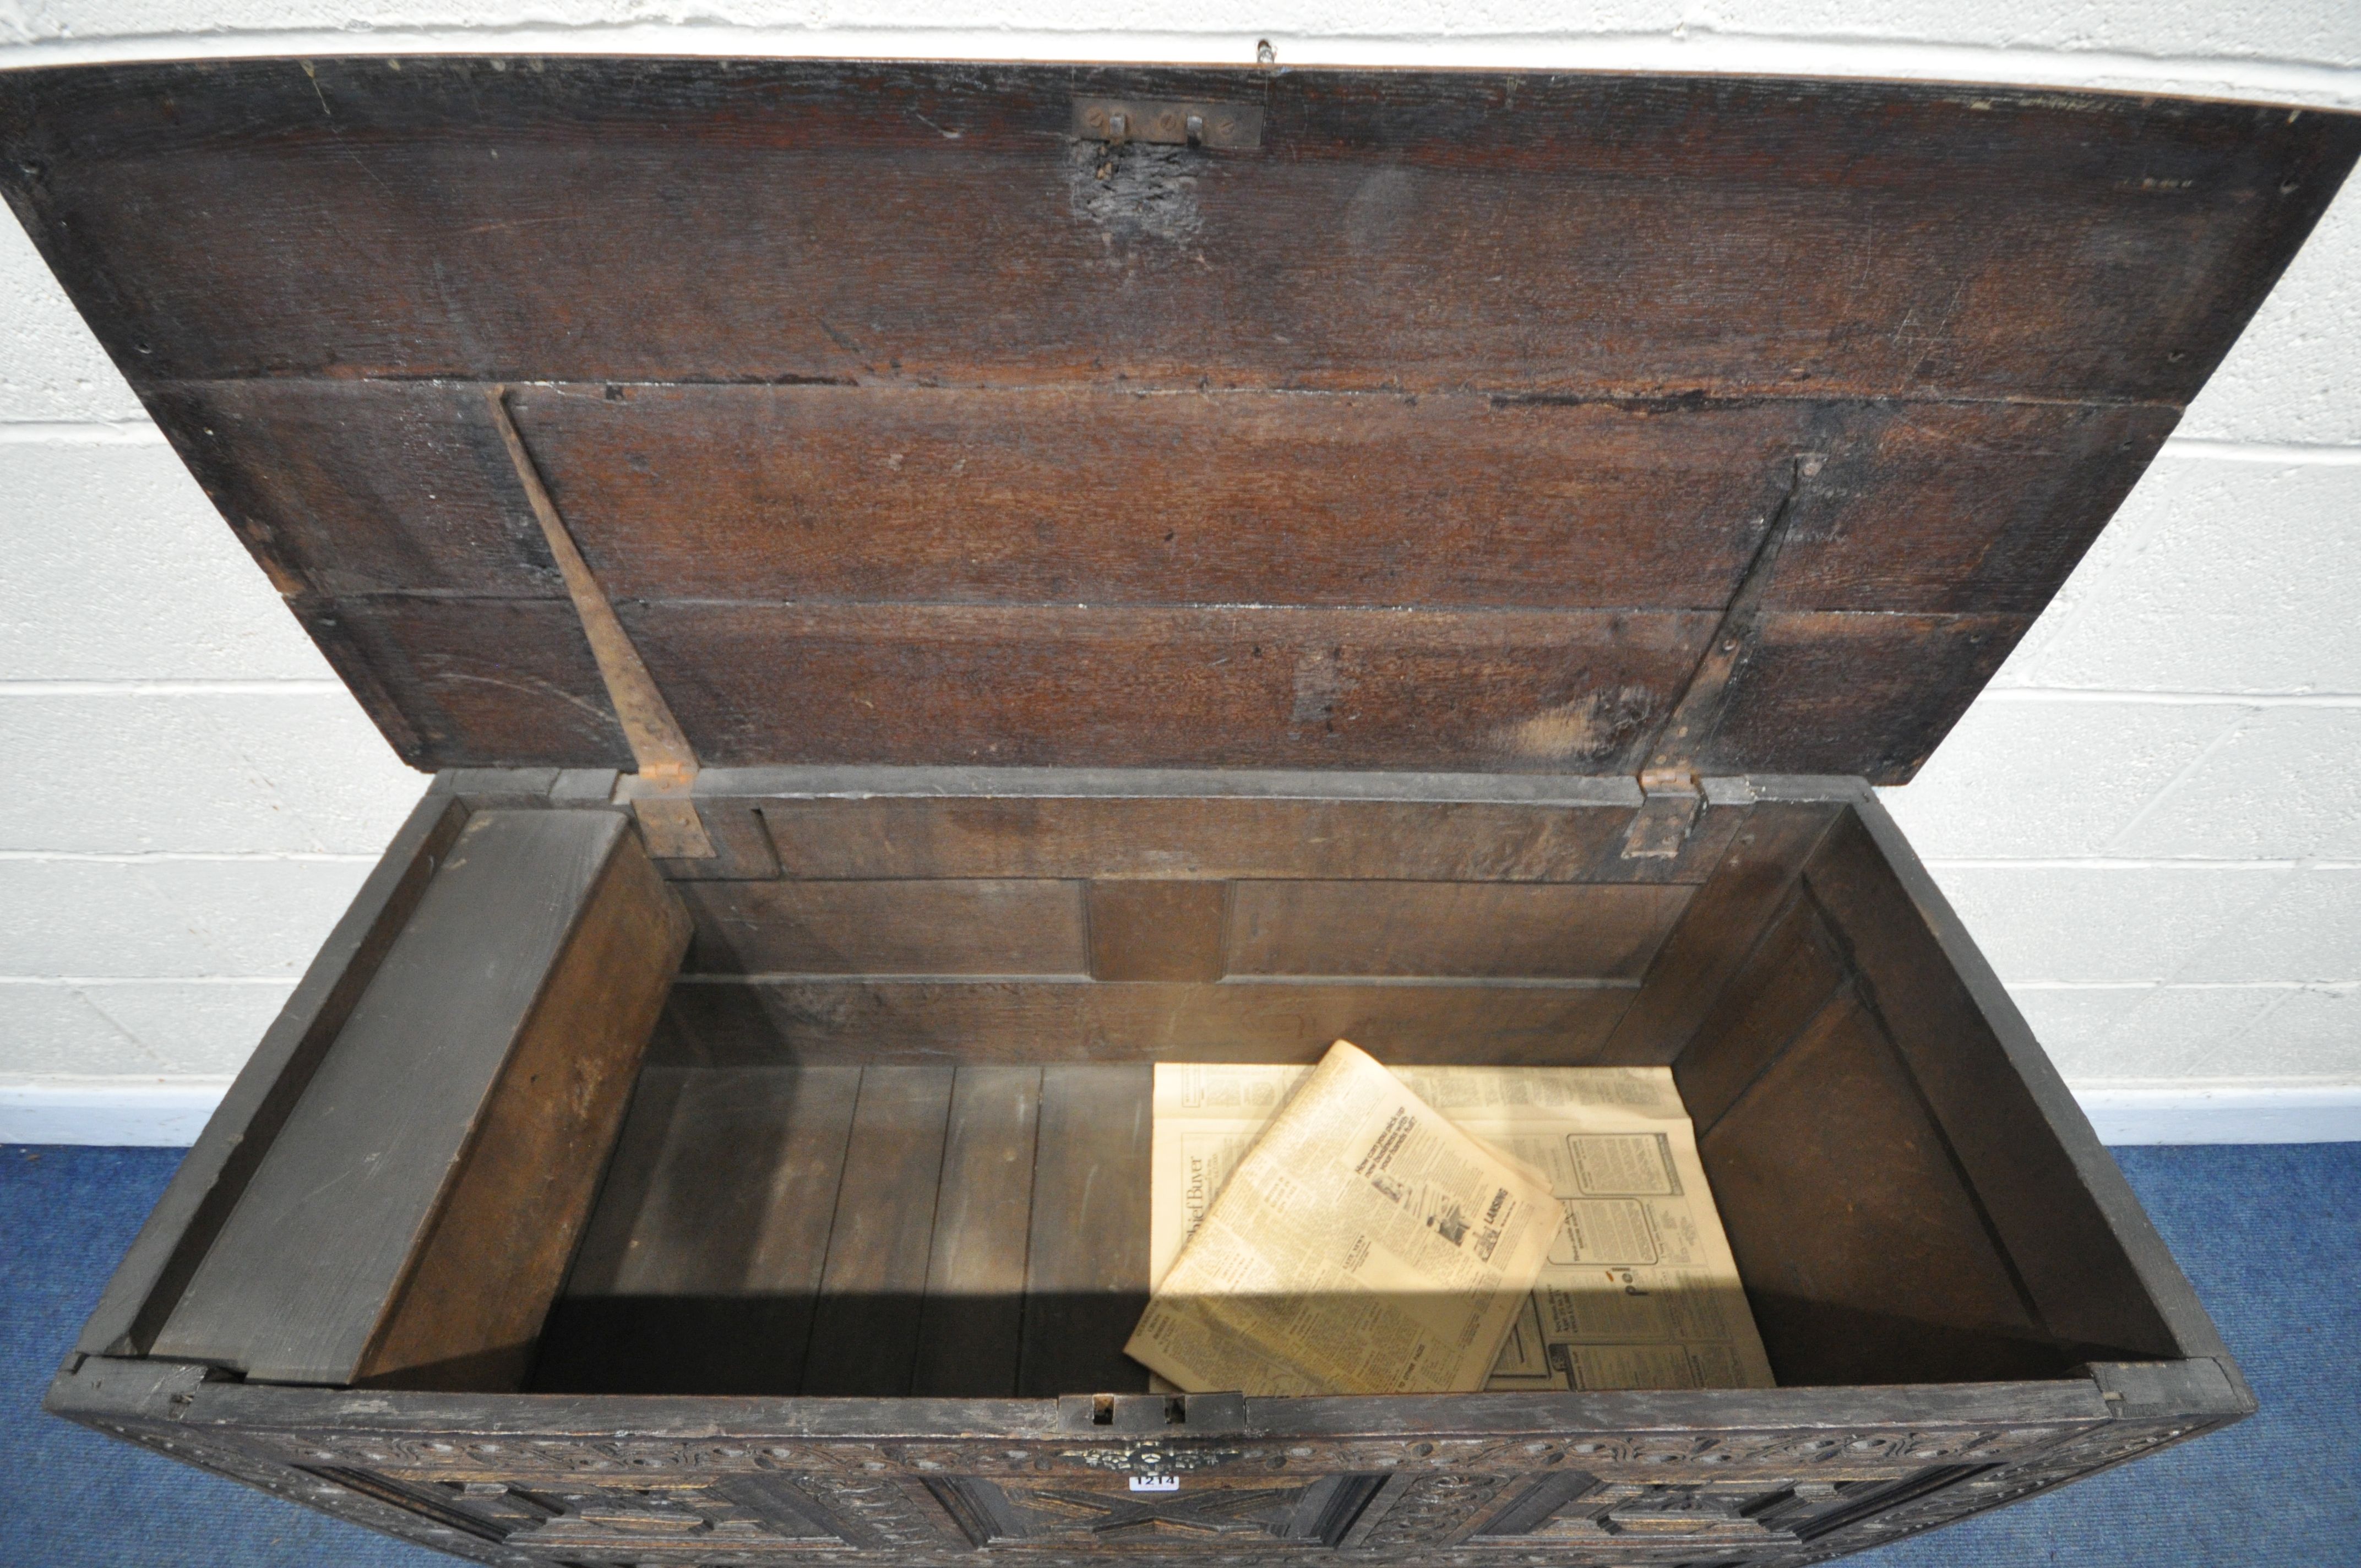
[5,62,2348,400]
[311,595,1716,775]
[9,65,2347,780]
[77,785,466,1358]
[47,1341,2254,1568]
[358,821,690,1389]
[1842,792,2245,1382]
[677,879,1089,975]
[1227,880,1691,979]
[291,595,627,768]
[913,1066,1045,1397]
[296,593,2039,782]
[1696,989,2068,1386]
[1019,1065,1153,1396]
[152,809,688,1386]
[1701,612,2029,781]
[534,1064,863,1396]
[124,380,2163,786]
[1800,811,2183,1360]
[666,975,1639,1065]
[284,567,2038,787]
[1672,891,1853,1135]
[752,771,1737,885]
[149,379,2174,619]
[802,1068,959,1396]
[1602,798,1844,1063]
[1761,400,2178,614]
[163,377,1806,607]
[1087,881,1228,982]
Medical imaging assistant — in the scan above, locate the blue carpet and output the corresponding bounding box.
[1,1142,2354,1566]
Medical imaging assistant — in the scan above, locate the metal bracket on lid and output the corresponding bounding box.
[1624,767,1706,859]
[1622,453,1823,859]
[485,388,717,859]
[1073,97,1265,149]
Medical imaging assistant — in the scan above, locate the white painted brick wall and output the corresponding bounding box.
[2,0,2357,1140]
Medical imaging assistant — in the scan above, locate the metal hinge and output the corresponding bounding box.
[1621,452,1824,859]
[1073,97,1264,149]
[484,388,715,859]
[1623,767,1705,859]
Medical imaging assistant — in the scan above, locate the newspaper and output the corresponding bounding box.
[1142,1054,1774,1392]
[1124,1041,1562,1396]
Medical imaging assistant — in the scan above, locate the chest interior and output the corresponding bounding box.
[516,773,2190,1401]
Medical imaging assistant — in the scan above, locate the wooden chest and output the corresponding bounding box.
[8,56,2354,1568]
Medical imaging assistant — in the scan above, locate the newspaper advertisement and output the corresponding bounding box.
[1144,1055,1775,1392]
[1124,1041,1561,1396]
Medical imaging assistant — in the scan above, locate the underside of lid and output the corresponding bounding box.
[3,60,2353,781]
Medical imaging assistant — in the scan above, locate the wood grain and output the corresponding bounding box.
[669,976,1640,1065]
[356,822,690,1388]
[1087,881,1229,982]
[299,595,1720,774]
[1800,813,2183,1360]
[1019,1065,1153,1396]
[1700,611,2030,781]
[6,61,2349,400]
[1671,890,1852,1135]
[534,1065,863,1395]
[1697,990,2065,1386]
[7,63,2346,779]
[76,787,467,1359]
[1227,880,1691,979]
[755,783,1722,885]
[153,809,687,1387]
[149,379,2173,618]
[913,1066,1045,1397]
[1603,799,1844,1064]
[802,1068,958,1396]
[676,878,1089,976]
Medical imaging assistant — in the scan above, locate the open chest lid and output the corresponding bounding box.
[5,59,2354,785]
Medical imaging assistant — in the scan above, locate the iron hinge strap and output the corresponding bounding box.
[484,386,716,859]
[1623,451,1825,859]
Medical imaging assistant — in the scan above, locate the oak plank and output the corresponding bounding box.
[1018,1064,1153,1396]
[289,596,1718,775]
[912,1066,1045,1397]
[666,976,1639,1066]
[9,62,2348,401]
[1801,810,2184,1360]
[802,1068,959,1396]
[1087,881,1228,982]
[1602,799,1843,1064]
[532,1065,863,1395]
[1698,992,2060,1385]
[77,785,467,1358]
[1227,880,1691,979]
[154,810,688,1387]
[754,780,1704,885]
[1671,891,1852,1136]
[677,879,1089,976]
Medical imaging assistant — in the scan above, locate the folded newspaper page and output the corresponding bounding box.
[1144,1055,1774,1392]
[1124,1041,1561,1396]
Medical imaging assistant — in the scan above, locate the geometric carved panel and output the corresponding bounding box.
[304,1468,848,1560]
[927,1474,1389,1550]
[1472,1466,2001,1553]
